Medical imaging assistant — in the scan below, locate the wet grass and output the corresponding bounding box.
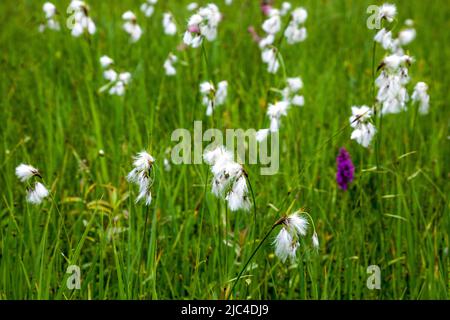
[0,0,448,299]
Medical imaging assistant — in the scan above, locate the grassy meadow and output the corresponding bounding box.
[0,0,449,299]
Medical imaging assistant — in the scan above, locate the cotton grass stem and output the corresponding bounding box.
[201,42,212,81]
[245,174,258,234]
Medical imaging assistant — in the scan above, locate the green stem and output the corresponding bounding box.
[227,225,276,300]
[276,50,288,85]
[244,174,259,289]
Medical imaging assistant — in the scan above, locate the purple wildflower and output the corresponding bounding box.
[248,26,261,43]
[336,147,355,190]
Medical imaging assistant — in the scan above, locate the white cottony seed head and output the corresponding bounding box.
[127,151,155,206]
[312,232,319,249]
[100,55,114,68]
[273,212,310,262]
[274,228,298,263]
[163,13,177,35]
[412,82,430,114]
[26,182,49,205]
[285,212,309,236]
[378,3,397,23]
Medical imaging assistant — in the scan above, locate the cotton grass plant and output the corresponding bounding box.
[0,0,447,300]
